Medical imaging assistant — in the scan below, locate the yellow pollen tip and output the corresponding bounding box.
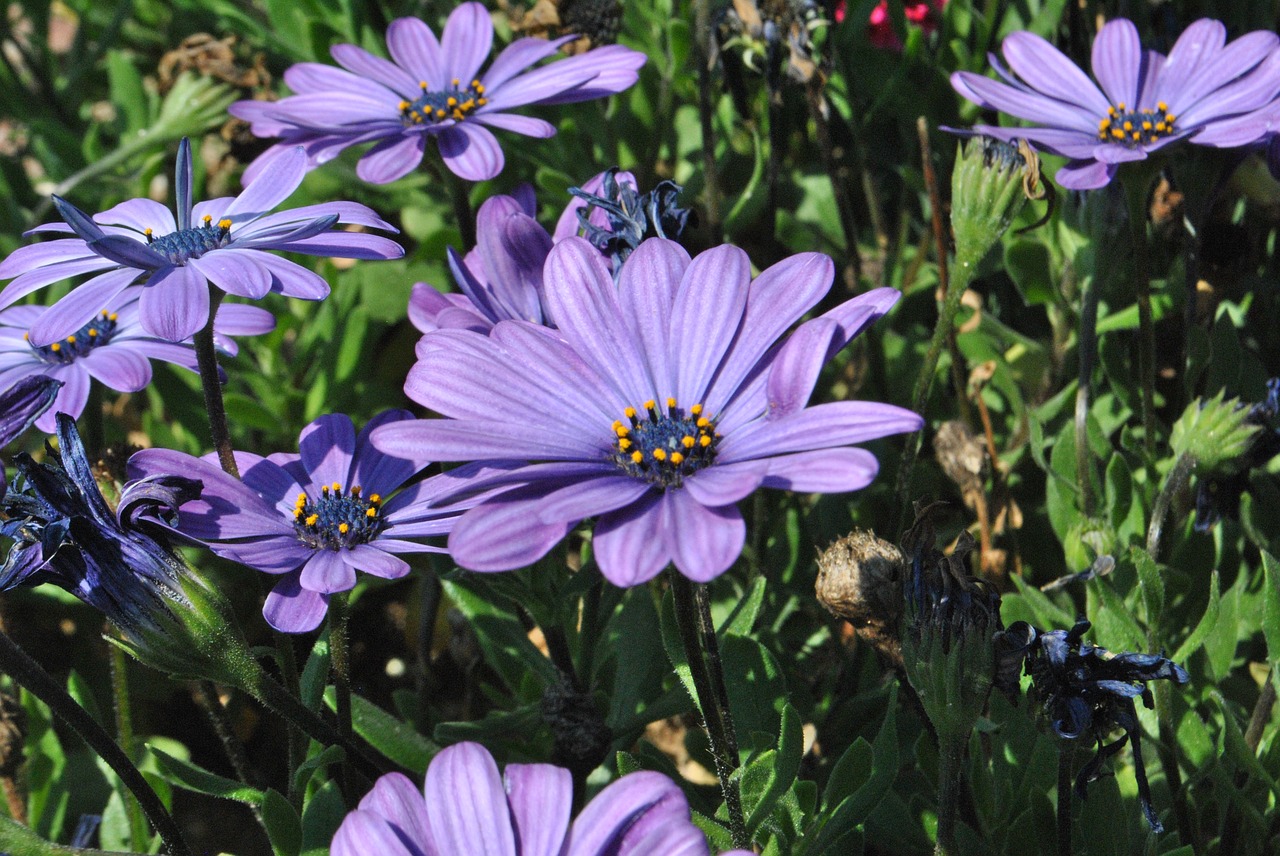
[297,493,307,503]
[691,404,703,415]
[624,406,636,419]
[436,109,446,118]
[50,343,60,352]
[331,482,341,492]
[447,96,457,107]
[630,450,643,464]
[1118,101,1126,110]
[615,426,629,438]
[666,397,676,408]
[452,77,460,85]
[351,485,361,496]
[399,100,410,110]
[472,79,481,88]
[366,508,377,518]
[294,509,302,519]
[1157,101,1168,112]
[65,335,75,344]
[88,329,98,337]
[696,417,710,428]
[203,214,212,224]
[643,400,656,411]
[22,333,28,341]
[670,452,684,465]
[652,449,667,461]
[143,227,152,236]
[478,97,487,106]
[306,514,319,526]
[682,436,695,448]
[419,81,428,90]
[700,436,711,447]
[618,438,631,450]
[369,494,381,504]
[338,523,349,534]
[219,218,231,230]
[1131,131,1141,140]
[1165,114,1176,123]
[108,313,117,321]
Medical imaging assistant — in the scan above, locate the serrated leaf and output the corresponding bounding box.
[150,746,263,805]
[1170,390,1258,471]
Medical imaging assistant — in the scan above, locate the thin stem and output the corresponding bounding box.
[0,631,190,856]
[192,288,238,479]
[1122,175,1157,457]
[1074,274,1100,518]
[329,593,356,798]
[1246,668,1276,754]
[669,573,747,848]
[1146,452,1196,560]
[194,681,261,792]
[805,83,861,286]
[107,639,149,852]
[935,738,965,856]
[694,0,722,240]
[1057,744,1074,856]
[443,168,476,250]
[415,561,443,725]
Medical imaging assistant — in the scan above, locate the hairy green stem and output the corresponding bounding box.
[1073,274,1100,518]
[694,0,722,240]
[935,738,965,856]
[1146,452,1196,560]
[329,593,357,798]
[1057,744,1073,856]
[192,288,239,479]
[107,639,149,852]
[0,631,190,856]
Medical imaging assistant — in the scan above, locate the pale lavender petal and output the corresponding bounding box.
[664,490,744,582]
[357,134,428,184]
[139,263,210,341]
[0,255,122,309]
[564,771,691,856]
[424,742,516,856]
[618,824,709,856]
[482,36,571,91]
[682,460,768,507]
[299,413,357,489]
[254,254,330,299]
[36,368,89,432]
[761,448,880,492]
[815,286,902,361]
[26,268,138,346]
[482,61,598,112]
[440,3,493,90]
[592,493,670,586]
[241,201,396,234]
[617,238,690,396]
[387,17,443,87]
[1178,49,1280,128]
[81,348,151,392]
[1155,19,1226,104]
[1191,111,1279,147]
[263,572,330,633]
[0,238,98,278]
[1092,143,1148,164]
[473,113,556,138]
[949,72,1098,131]
[331,43,420,96]
[222,147,309,224]
[239,453,306,510]
[215,303,276,337]
[532,475,650,524]
[188,249,274,299]
[374,418,602,462]
[266,94,400,128]
[438,123,504,182]
[268,232,404,260]
[1162,29,1276,111]
[672,244,751,405]
[284,62,375,97]
[489,322,626,421]
[299,549,357,594]
[352,409,424,492]
[1055,159,1115,190]
[357,773,431,854]
[765,318,839,419]
[448,496,574,572]
[998,33,1108,114]
[95,198,177,236]
[217,535,311,575]
[723,401,923,461]
[529,45,645,103]
[505,764,572,856]
[332,810,421,856]
[344,544,410,579]
[1089,19,1142,108]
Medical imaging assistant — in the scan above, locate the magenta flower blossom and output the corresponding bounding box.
[332,741,753,856]
[375,237,922,586]
[0,288,273,432]
[230,3,645,184]
[0,138,402,344]
[951,18,1280,189]
[127,412,477,633]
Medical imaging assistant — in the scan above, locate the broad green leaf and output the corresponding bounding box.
[324,688,436,772]
[300,780,347,856]
[1262,551,1280,664]
[262,788,302,856]
[722,576,768,637]
[1172,571,1221,663]
[1129,547,1164,628]
[150,746,264,805]
[743,702,804,834]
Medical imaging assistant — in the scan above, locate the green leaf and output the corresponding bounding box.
[292,744,345,796]
[743,702,804,834]
[1172,570,1221,664]
[1170,390,1258,471]
[1263,551,1280,665]
[262,788,302,856]
[1009,575,1076,630]
[722,576,767,636]
[1003,239,1056,306]
[150,746,264,805]
[721,634,786,749]
[1129,547,1164,627]
[299,635,332,713]
[823,737,872,810]
[300,780,347,856]
[324,688,436,772]
[658,587,698,714]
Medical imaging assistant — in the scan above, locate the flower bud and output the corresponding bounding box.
[950,136,1038,271]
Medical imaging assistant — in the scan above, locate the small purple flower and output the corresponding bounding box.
[331,741,753,856]
[230,3,646,184]
[376,237,923,586]
[951,18,1280,189]
[0,138,402,344]
[126,412,477,633]
[0,288,274,432]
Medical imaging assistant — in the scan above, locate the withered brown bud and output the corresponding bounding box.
[933,420,986,503]
[815,530,906,666]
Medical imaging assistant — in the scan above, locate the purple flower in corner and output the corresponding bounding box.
[332,741,754,856]
[0,138,402,344]
[951,18,1280,189]
[127,412,476,633]
[229,2,645,183]
[375,237,922,586]
[0,288,274,432]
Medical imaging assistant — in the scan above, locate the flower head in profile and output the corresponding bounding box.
[332,741,753,856]
[127,412,478,633]
[0,288,274,432]
[230,3,645,183]
[0,376,60,453]
[950,18,1280,189]
[0,138,402,343]
[376,237,922,586]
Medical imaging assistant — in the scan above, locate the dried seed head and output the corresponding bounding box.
[816,530,906,665]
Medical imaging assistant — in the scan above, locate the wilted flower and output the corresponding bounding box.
[331,741,753,856]
[0,414,252,682]
[375,237,921,586]
[0,376,60,451]
[951,19,1280,189]
[230,3,645,183]
[1194,378,1280,530]
[128,412,479,633]
[565,167,694,271]
[1010,618,1189,831]
[0,288,274,432]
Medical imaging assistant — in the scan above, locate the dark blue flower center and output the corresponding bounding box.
[146,215,231,264]
[1097,101,1177,147]
[399,78,487,126]
[28,310,118,365]
[612,399,720,488]
[292,484,383,550]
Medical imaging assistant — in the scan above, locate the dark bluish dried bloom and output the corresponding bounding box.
[0,376,60,451]
[1195,378,1280,530]
[567,169,695,271]
[1013,618,1189,832]
[0,414,253,682]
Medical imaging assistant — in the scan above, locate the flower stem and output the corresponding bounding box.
[194,681,263,808]
[934,738,965,856]
[1074,272,1100,518]
[328,591,357,798]
[192,288,239,479]
[0,631,190,856]
[1146,452,1196,560]
[107,639,149,852]
[804,78,861,289]
[443,168,476,250]
[1056,744,1074,856]
[694,0,723,240]
[669,573,748,848]
[1122,175,1157,457]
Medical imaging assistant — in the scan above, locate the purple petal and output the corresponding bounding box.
[489,322,625,421]
[0,255,122,309]
[473,113,556,138]
[723,401,923,461]
[424,742,517,856]
[564,771,692,856]
[0,238,98,279]
[299,413,357,489]
[504,764,572,856]
[998,32,1109,114]
[263,572,330,633]
[222,147,308,225]
[344,544,410,579]
[765,318,839,419]
[1054,158,1116,189]
[664,490,744,582]
[438,123,504,182]
[593,494,671,586]
[1088,19,1142,108]
[440,3,494,90]
[1155,20,1226,104]
[240,453,306,510]
[215,303,276,337]
[217,535,311,575]
[357,773,431,854]
[374,418,602,462]
[761,448,880,492]
[139,264,210,341]
[357,133,428,184]
[37,367,89,432]
[1161,28,1275,112]
[533,475,650,524]
[672,244,751,405]
[25,268,138,346]
[175,139,194,229]
[352,409,424,493]
[253,254,331,300]
[617,238,691,396]
[299,549,357,594]
[240,201,396,235]
[284,62,375,97]
[682,460,768,507]
[331,43,419,96]
[479,208,551,322]
[386,17,443,87]
[332,810,421,856]
[617,825,709,856]
[81,348,152,392]
[1178,48,1280,128]
[270,232,404,261]
[87,234,168,269]
[188,249,274,299]
[96,197,177,236]
[448,496,574,571]
[528,45,646,104]
[482,37,570,92]
[949,72,1098,132]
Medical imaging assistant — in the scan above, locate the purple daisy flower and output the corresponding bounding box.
[0,287,274,432]
[375,237,923,586]
[229,3,646,184]
[126,411,477,633]
[951,18,1280,189]
[332,741,754,856]
[0,138,403,344]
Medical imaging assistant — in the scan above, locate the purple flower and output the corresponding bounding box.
[0,287,274,432]
[950,18,1280,189]
[230,3,646,184]
[0,376,60,450]
[331,741,754,856]
[126,411,476,633]
[375,237,923,586]
[0,138,403,343]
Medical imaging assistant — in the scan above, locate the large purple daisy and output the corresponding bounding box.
[374,237,922,586]
[0,288,273,432]
[0,138,402,343]
[229,3,645,183]
[127,411,476,633]
[332,741,753,856]
[951,18,1280,189]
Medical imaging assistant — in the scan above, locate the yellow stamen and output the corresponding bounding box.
[50,343,60,352]
[351,485,361,496]
[700,436,712,448]
[682,436,695,448]
[218,218,231,230]
[338,523,349,534]
[369,494,381,504]
[670,452,684,465]
[108,313,117,321]
[88,329,97,337]
[366,508,377,518]
[306,514,319,526]
[630,450,643,464]
[624,406,637,419]
[618,438,631,450]
[652,448,667,462]
[65,335,75,344]
[666,397,677,408]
